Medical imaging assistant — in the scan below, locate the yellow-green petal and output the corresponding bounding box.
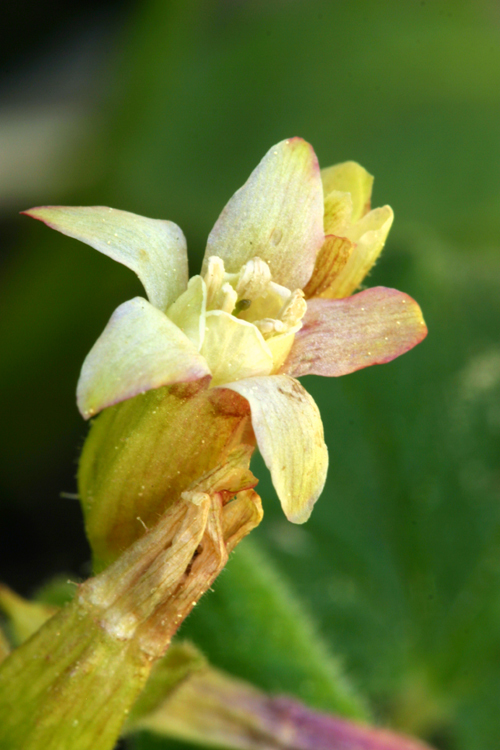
[320,161,373,224]
[326,206,394,298]
[203,139,324,291]
[221,375,328,523]
[167,275,206,350]
[77,297,210,418]
[303,235,354,300]
[24,205,188,310]
[266,329,298,372]
[201,311,273,387]
[323,190,353,235]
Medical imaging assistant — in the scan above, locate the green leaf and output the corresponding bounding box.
[126,642,207,727]
[0,585,56,646]
[179,539,368,720]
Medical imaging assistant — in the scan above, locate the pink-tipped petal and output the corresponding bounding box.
[203,139,324,291]
[283,287,428,378]
[23,206,188,311]
[77,298,210,419]
[266,697,434,750]
[220,375,328,523]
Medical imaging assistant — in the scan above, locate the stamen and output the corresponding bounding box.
[219,283,238,313]
[254,318,286,337]
[204,256,225,309]
[236,257,272,300]
[279,289,307,328]
[268,282,292,306]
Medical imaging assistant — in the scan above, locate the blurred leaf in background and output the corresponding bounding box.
[1,1,500,749]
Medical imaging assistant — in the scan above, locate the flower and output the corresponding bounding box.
[24,138,426,525]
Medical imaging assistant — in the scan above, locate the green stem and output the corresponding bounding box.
[0,486,262,750]
[0,603,150,750]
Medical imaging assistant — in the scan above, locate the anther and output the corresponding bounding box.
[219,283,238,313]
[279,289,307,328]
[254,318,286,336]
[204,256,225,309]
[236,257,272,300]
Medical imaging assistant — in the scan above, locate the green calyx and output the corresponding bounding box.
[78,377,255,571]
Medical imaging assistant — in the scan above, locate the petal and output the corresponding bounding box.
[282,288,427,378]
[203,138,324,290]
[167,275,206,350]
[323,190,353,235]
[266,329,298,373]
[237,281,290,324]
[201,311,273,386]
[320,161,373,223]
[221,375,328,523]
[23,206,188,310]
[327,206,393,298]
[303,235,353,299]
[77,297,210,418]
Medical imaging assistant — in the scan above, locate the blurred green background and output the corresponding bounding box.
[1,1,500,749]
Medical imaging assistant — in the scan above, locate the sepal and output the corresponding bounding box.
[78,378,255,570]
[0,471,263,749]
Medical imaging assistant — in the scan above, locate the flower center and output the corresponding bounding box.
[167,256,307,387]
[202,256,307,339]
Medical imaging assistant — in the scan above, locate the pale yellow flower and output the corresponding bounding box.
[25,138,426,523]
